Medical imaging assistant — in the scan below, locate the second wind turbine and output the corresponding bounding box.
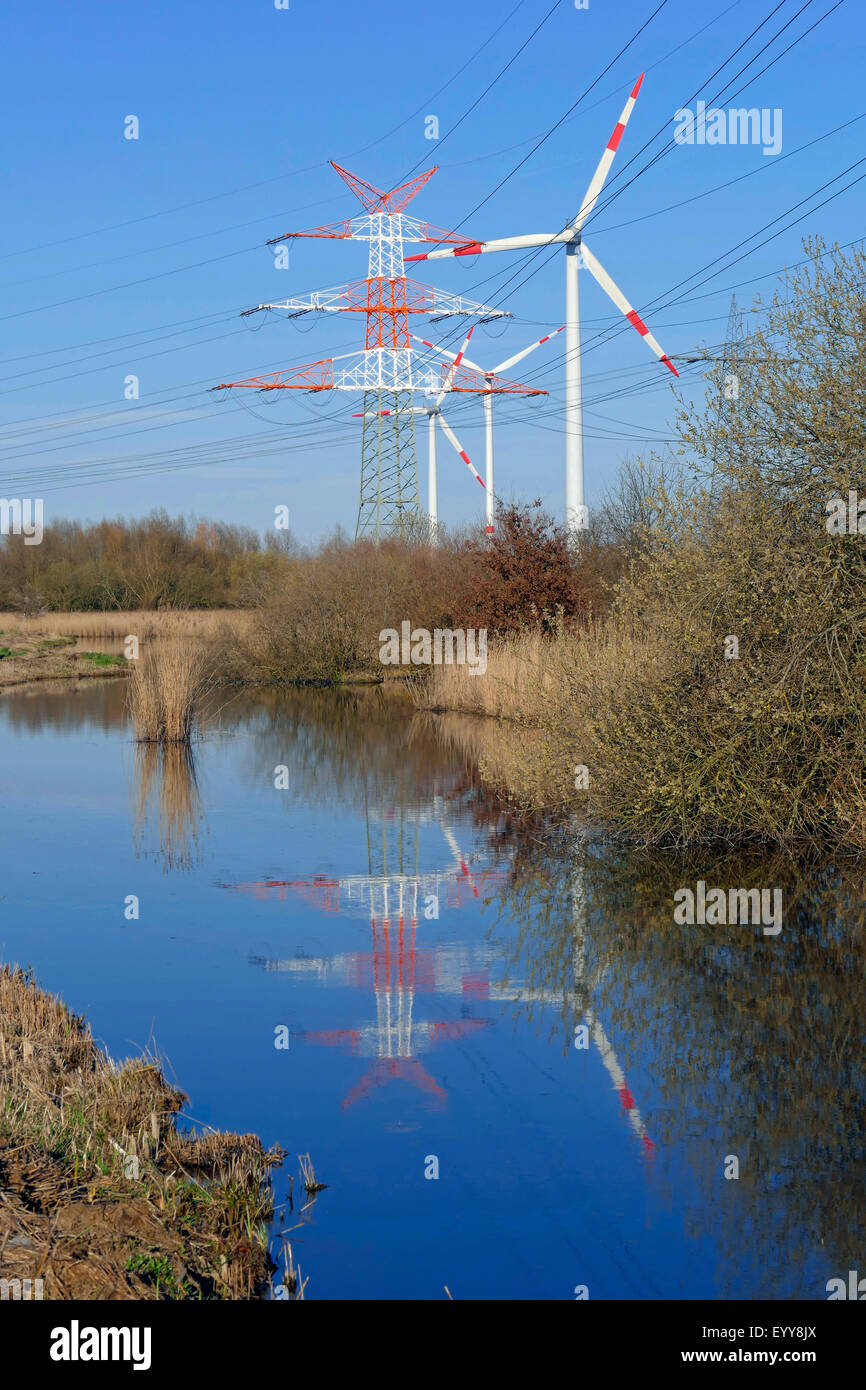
[407,74,679,535]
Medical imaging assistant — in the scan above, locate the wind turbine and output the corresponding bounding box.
[355,326,486,539]
[410,324,565,533]
[355,323,547,538]
[406,74,678,535]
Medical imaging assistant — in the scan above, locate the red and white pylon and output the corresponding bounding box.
[411,325,564,533]
[407,75,678,536]
[212,162,512,539]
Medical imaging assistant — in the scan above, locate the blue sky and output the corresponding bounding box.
[0,0,862,542]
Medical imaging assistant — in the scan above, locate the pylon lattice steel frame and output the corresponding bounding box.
[214,162,545,539]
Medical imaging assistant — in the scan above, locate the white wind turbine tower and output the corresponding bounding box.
[411,324,565,533]
[407,74,678,535]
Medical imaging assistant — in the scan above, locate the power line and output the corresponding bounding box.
[587,110,866,237]
[436,0,846,343]
[423,0,672,254]
[585,0,846,228]
[400,0,567,178]
[0,5,537,265]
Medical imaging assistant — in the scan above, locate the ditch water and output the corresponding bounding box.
[0,678,863,1300]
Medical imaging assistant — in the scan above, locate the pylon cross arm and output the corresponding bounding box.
[214,360,335,391]
[447,364,547,396]
[266,219,360,245]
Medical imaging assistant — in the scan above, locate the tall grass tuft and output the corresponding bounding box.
[127,637,212,742]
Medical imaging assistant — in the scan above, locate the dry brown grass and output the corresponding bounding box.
[0,609,250,642]
[126,637,215,742]
[0,964,284,1300]
[414,630,560,720]
[415,623,654,729]
[416,622,664,815]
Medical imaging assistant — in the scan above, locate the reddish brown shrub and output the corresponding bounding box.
[453,500,589,635]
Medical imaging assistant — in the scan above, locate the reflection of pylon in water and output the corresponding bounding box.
[228,776,502,920]
[294,802,494,1108]
[228,801,501,1108]
[363,777,418,881]
[303,914,487,1108]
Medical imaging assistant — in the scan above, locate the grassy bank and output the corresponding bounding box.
[0,626,129,689]
[0,612,249,694]
[0,964,284,1300]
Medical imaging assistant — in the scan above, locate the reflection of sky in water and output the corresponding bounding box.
[0,680,859,1300]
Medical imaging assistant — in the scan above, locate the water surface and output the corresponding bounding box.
[0,680,862,1300]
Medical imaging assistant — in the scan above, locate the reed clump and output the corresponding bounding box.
[127,637,213,742]
[0,964,284,1300]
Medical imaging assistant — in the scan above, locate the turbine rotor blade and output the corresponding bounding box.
[579,240,678,377]
[437,415,486,487]
[410,333,485,375]
[406,231,571,262]
[493,325,565,375]
[573,73,643,233]
[435,325,475,409]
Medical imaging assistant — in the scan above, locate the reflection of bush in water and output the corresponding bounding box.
[133,742,203,872]
[219,686,487,815]
[493,835,866,1297]
[0,677,128,734]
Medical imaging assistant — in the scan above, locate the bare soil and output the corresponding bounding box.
[0,965,283,1300]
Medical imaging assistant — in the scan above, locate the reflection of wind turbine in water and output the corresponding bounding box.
[469,860,652,1159]
[572,861,653,1158]
[232,784,505,1107]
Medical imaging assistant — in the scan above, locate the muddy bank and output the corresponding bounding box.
[0,965,283,1300]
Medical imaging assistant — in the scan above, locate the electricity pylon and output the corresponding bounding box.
[708,292,745,494]
[214,163,539,539]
